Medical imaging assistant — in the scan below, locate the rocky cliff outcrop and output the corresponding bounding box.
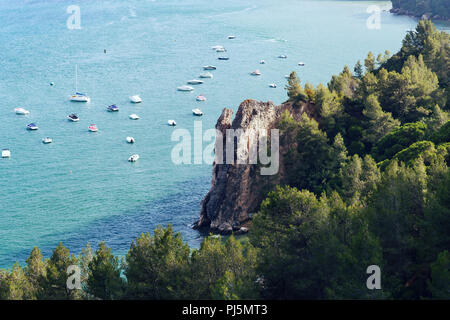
[194,99,316,235]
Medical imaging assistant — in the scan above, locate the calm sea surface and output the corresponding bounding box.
[0,0,448,268]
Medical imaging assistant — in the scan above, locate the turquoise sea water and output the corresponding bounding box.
[0,0,448,268]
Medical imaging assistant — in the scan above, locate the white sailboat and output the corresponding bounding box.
[70,65,90,102]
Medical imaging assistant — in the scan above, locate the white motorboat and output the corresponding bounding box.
[199,72,214,79]
[298,62,305,66]
[42,137,52,144]
[278,55,288,59]
[129,113,140,120]
[211,45,224,50]
[187,79,203,85]
[216,47,226,52]
[203,65,217,70]
[269,83,277,88]
[107,104,119,112]
[2,149,11,158]
[14,108,30,115]
[130,95,142,103]
[70,65,90,102]
[196,95,207,101]
[88,124,98,132]
[26,123,38,130]
[192,108,203,116]
[250,69,262,76]
[284,75,290,79]
[168,120,177,126]
[126,136,135,144]
[128,154,139,162]
[260,60,266,64]
[177,85,194,92]
[68,113,79,122]
[228,35,236,39]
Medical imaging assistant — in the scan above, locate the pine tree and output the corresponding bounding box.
[285,71,306,102]
[86,242,124,300]
[41,242,79,300]
[25,247,46,299]
[362,94,400,146]
[354,60,363,79]
[364,52,376,73]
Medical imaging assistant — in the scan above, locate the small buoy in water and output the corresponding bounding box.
[104,49,106,54]
[50,82,54,86]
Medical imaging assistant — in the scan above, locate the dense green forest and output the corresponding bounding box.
[1,20,449,300]
[391,0,450,20]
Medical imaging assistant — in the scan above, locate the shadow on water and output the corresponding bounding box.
[7,177,210,267]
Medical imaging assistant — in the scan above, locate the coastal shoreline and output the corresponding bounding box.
[390,8,450,22]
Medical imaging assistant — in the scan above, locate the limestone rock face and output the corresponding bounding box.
[194,99,315,234]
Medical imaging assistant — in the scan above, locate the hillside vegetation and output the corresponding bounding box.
[391,0,450,20]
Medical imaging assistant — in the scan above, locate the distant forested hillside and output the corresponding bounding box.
[391,0,450,20]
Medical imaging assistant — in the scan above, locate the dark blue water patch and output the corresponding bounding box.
[2,176,210,268]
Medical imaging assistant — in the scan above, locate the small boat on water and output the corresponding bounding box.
[70,92,90,102]
[68,113,79,122]
[269,83,277,88]
[218,57,230,60]
[260,60,266,64]
[278,55,288,59]
[228,35,236,39]
[129,114,140,120]
[70,65,90,102]
[211,45,224,50]
[196,95,206,101]
[107,104,119,112]
[284,75,290,79]
[126,136,135,144]
[199,72,214,79]
[42,137,52,144]
[250,69,262,76]
[168,120,177,126]
[88,124,98,132]
[216,47,226,52]
[177,85,194,92]
[27,123,38,130]
[192,108,203,116]
[187,79,204,85]
[2,149,11,158]
[203,65,217,70]
[14,108,30,115]
[128,154,139,162]
[129,95,142,103]
[298,62,305,66]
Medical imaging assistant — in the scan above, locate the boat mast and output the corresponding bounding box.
[75,64,78,93]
